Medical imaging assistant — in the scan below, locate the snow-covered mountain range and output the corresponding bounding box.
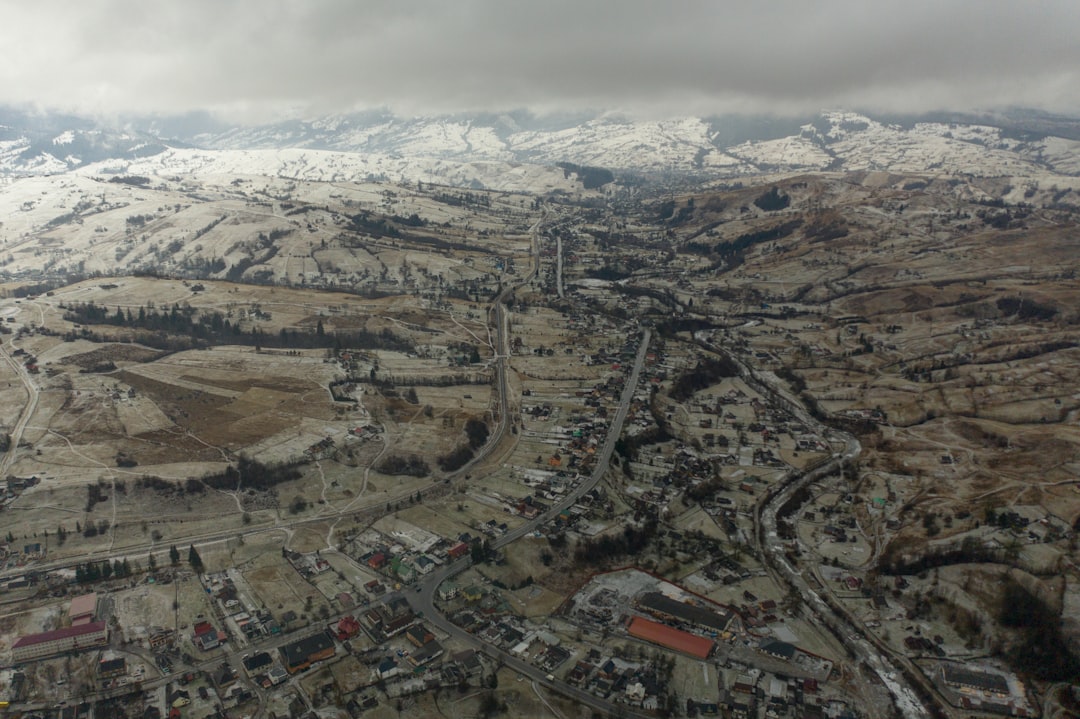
[3,107,1080,189]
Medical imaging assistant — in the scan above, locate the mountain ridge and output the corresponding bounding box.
[2,107,1080,189]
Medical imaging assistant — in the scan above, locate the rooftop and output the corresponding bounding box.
[637,592,732,632]
[13,621,107,648]
[69,592,98,619]
[627,616,713,659]
[942,664,1009,694]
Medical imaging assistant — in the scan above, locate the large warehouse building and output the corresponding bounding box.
[12,622,108,662]
[627,616,713,660]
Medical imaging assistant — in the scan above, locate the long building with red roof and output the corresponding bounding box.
[12,621,108,662]
[627,616,713,660]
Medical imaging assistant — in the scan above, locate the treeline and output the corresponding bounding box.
[556,162,614,190]
[996,296,1057,321]
[225,247,279,283]
[135,475,207,495]
[753,186,790,211]
[348,211,402,238]
[5,277,78,298]
[877,537,1003,576]
[353,374,490,388]
[614,426,670,464]
[669,356,740,401]
[109,175,152,187]
[198,456,304,492]
[573,521,657,566]
[376,454,431,477]
[711,219,802,263]
[131,457,303,495]
[437,417,490,472]
[62,301,414,353]
[999,577,1080,680]
[430,191,491,209]
[901,339,1077,382]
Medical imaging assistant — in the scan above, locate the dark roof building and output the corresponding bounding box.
[637,592,733,633]
[280,631,336,674]
[941,664,1009,694]
[407,640,444,667]
[758,639,796,661]
[98,657,127,678]
[242,651,274,674]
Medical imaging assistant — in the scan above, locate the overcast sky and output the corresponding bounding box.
[3,0,1077,122]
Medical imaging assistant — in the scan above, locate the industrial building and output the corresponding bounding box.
[12,622,108,662]
[627,616,713,660]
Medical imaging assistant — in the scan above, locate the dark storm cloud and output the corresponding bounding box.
[3,0,1077,121]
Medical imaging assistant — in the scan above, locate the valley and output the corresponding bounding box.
[0,110,1078,719]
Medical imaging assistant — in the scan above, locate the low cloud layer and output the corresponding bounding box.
[4,0,1078,121]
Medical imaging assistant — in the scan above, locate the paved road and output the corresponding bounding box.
[695,341,935,719]
[555,232,564,299]
[0,331,41,477]
[408,328,652,717]
[454,208,548,479]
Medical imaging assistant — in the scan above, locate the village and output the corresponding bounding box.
[0,166,1076,719]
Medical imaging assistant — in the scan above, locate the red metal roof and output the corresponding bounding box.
[68,592,98,619]
[627,616,713,659]
[13,621,107,648]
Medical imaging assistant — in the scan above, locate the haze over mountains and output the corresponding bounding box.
[4,107,1080,190]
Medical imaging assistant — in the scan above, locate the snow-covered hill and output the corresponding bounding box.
[73,146,581,195]
[3,107,1080,189]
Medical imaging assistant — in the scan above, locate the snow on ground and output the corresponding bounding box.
[73,147,580,195]
[727,135,833,170]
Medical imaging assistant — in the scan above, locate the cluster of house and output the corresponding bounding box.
[207,572,280,642]
[835,407,886,424]
[564,650,663,710]
[720,671,833,719]
[358,596,418,643]
[446,602,572,674]
[285,550,332,579]
[371,622,444,680]
[192,620,225,651]
[700,554,752,585]
[347,424,380,440]
[347,526,464,587]
[241,650,289,687]
[361,547,436,586]
[737,591,785,629]
[0,475,39,515]
[304,435,337,460]
[525,373,637,471]
[161,662,254,717]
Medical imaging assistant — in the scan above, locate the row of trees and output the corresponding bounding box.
[75,543,202,583]
[375,454,431,477]
[62,301,415,353]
